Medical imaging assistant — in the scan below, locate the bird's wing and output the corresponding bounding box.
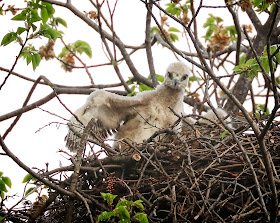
[65,89,145,151]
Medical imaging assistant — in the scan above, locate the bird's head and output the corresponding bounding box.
[164,62,191,90]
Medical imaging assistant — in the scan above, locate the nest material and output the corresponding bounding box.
[4,121,280,223]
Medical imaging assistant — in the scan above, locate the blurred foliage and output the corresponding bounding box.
[98,192,148,223]
[0,171,12,200]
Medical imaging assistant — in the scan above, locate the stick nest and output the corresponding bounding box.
[7,120,280,222]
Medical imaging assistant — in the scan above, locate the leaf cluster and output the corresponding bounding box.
[58,40,92,59]
[0,171,12,200]
[234,46,280,79]
[98,193,148,223]
[1,0,66,70]
[203,13,237,43]
[253,0,276,12]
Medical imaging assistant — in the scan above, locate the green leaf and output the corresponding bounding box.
[31,24,38,32]
[254,0,263,7]
[255,104,270,115]
[139,84,154,92]
[168,27,180,32]
[0,216,4,221]
[0,172,3,177]
[170,33,179,42]
[132,200,144,211]
[203,15,215,28]
[116,199,133,209]
[221,130,229,139]
[2,177,12,188]
[58,46,70,58]
[30,9,42,23]
[245,58,256,65]
[166,3,182,16]
[269,45,280,64]
[239,54,246,64]
[157,74,164,82]
[133,213,149,223]
[1,32,17,46]
[100,192,117,206]
[41,7,49,24]
[276,76,280,85]
[39,24,62,40]
[150,26,160,35]
[17,27,27,35]
[204,24,215,40]
[12,9,28,21]
[226,25,237,41]
[98,211,116,222]
[26,54,32,65]
[54,17,67,27]
[22,173,33,183]
[31,54,41,70]
[42,2,55,17]
[0,182,7,193]
[189,76,197,82]
[115,205,130,221]
[74,40,92,58]
[25,187,35,196]
[260,56,270,73]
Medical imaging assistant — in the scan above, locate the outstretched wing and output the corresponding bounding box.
[65,89,144,151]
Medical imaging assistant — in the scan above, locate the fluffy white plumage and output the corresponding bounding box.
[66,62,194,151]
[198,108,233,128]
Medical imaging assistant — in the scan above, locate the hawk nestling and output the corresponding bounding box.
[66,62,195,151]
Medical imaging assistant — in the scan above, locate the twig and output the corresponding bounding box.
[145,1,158,87]
[0,29,30,90]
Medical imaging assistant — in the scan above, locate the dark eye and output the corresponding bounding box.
[181,75,188,81]
[168,72,173,79]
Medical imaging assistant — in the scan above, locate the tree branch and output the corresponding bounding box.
[42,0,153,87]
[145,1,158,87]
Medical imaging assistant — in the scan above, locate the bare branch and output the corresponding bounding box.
[0,29,30,90]
[145,1,158,87]
[226,1,241,65]
[42,0,153,87]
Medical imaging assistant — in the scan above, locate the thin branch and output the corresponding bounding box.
[145,1,158,87]
[60,38,94,84]
[0,66,124,88]
[226,1,241,65]
[96,0,131,93]
[0,29,30,90]
[0,135,73,197]
[43,0,154,87]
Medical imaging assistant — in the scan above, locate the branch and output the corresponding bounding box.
[226,1,242,65]
[42,0,153,87]
[0,29,30,90]
[0,66,124,89]
[95,1,131,93]
[246,7,262,31]
[203,77,269,220]
[0,135,73,197]
[145,1,158,87]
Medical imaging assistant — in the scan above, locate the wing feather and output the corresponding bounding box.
[65,89,144,151]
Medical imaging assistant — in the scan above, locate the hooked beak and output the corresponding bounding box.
[172,79,180,86]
